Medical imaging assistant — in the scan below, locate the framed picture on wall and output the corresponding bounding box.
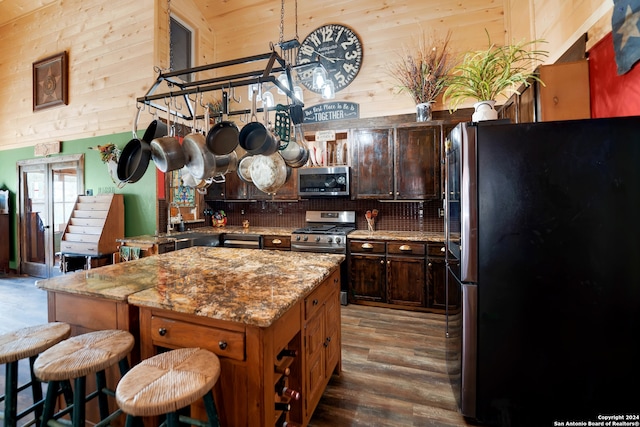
[0,190,8,214]
[33,51,69,111]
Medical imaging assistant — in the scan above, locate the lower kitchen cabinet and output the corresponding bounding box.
[348,240,386,302]
[263,235,291,250]
[303,271,341,422]
[387,242,426,307]
[349,239,458,312]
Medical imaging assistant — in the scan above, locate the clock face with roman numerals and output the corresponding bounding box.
[296,24,363,93]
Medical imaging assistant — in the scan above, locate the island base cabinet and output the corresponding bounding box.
[303,269,341,424]
[136,268,342,427]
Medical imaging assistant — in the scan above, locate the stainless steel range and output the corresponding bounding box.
[291,211,356,254]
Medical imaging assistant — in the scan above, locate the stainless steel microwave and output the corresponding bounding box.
[298,166,350,197]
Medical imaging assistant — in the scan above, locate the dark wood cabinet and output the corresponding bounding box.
[206,164,298,201]
[350,128,394,199]
[350,124,441,200]
[349,239,458,313]
[0,214,9,273]
[395,125,441,200]
[348,240,386,303]
[386,242,426,307]
[263,235,291,251]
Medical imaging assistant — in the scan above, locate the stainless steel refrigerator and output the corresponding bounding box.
[444,117,640,426]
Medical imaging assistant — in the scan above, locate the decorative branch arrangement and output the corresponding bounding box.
[390,31,455,105]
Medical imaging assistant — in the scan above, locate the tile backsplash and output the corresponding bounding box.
[205,198,444,233]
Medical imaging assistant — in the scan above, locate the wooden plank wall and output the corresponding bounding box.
[0,0,613,152]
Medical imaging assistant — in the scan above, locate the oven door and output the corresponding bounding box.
[290,243,346,254]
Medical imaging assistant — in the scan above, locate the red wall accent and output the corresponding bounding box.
[589,32,640,118]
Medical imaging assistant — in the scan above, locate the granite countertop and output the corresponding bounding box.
[348,230,445,243]
[37,247,344,328]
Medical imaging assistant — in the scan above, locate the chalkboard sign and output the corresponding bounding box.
[303,102,359,123]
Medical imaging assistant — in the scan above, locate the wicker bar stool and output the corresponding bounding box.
[0,322,71,427]
[33,329,134,427]
[115,347,221,427]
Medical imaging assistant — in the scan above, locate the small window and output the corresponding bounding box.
[170,16,193,82]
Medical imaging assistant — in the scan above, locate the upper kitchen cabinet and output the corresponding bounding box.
[350,124,442,200]
[350,128,394,199]
[395,125,441,200]
[498,60,591,123]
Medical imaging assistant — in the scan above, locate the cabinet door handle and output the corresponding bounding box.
[313,299,319,306]
[158,328,167,336]
[218,341,228,350]
[272,239,282,245]
[428,262,432,267]
[399,245,412,251]
[361,243,373,249]
[380,259,385,264]
[440,246,445,252]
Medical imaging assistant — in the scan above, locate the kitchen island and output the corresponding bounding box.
[36,247,345,427]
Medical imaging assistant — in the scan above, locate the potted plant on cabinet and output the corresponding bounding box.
[443,32,547,121]
[390,31,455,122]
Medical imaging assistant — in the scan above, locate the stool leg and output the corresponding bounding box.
[39,381,60,427]
[72,377,86,427]
[28,355,44,422]
[4,361,18,427]
[202,391,220,427]
[95,370,109,421]
[166,412,179,427]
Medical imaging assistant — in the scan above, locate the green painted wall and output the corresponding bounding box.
[0,131,158,270]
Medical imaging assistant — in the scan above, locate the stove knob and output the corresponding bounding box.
[327,237,333,243]
[295,235,301,241]
[315,236,321,242]
[335,237,342,244]
[303,235,308,241]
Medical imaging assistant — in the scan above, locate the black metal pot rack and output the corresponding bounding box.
[136,50,305,122]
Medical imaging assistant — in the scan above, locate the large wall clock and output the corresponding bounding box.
[296,24,363,93]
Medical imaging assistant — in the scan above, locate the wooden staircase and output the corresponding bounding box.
[60,194,124,256]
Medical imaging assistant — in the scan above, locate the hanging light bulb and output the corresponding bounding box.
[262,91,275,108]
[321,80,335,100]
[293,85,304,103]
[312,65,327,90]
[277,74,290,95]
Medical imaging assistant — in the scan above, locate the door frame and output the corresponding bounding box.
[16,154,84,277]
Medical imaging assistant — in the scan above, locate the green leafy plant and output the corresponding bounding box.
[443,31,548,111]
[390,31,455,105]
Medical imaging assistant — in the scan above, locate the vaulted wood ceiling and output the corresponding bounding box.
[0,0,57,26]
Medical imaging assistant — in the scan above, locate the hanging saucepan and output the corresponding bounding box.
[142,118,167,143]
[249,153,288,194]
[117,109,152,183]
[212,150,238,176]
[238,89,279,156]
[280,141,309,168]
[206,91,239,155]
[236,154,254,183]
[150,108,185,173]
[183,132,216,180]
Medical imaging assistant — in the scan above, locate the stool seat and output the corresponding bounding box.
[34,329,134,381]
[0,322,71,364]
[116,347,221,417]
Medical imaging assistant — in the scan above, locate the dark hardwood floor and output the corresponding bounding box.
[0,274,473,427]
